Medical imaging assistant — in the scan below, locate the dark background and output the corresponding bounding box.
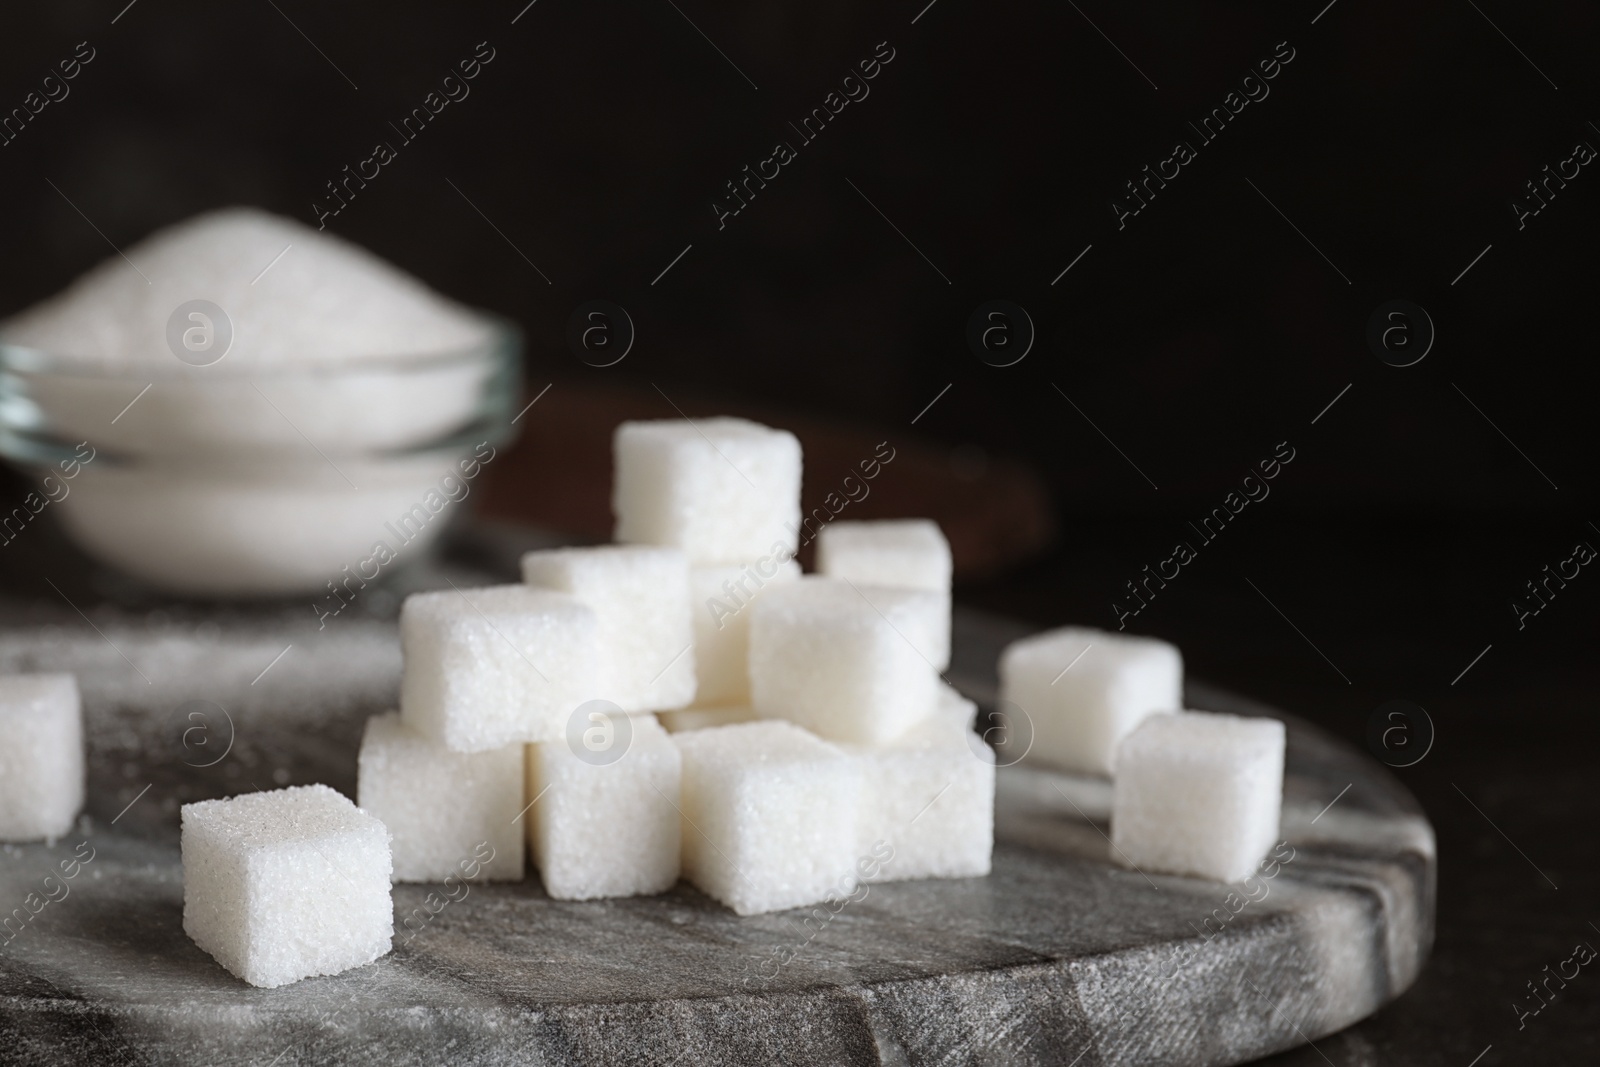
[2,1,1596,1064]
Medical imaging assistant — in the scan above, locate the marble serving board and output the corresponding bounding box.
[0,527,1434,1067]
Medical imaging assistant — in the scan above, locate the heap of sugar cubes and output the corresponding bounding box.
[4,414,1290,992]
[999,626,1287,883]
[171,414,996,987]
[162,414,1286,990]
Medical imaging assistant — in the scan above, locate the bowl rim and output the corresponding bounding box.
[0,310,523,469]
[0,311,521,382]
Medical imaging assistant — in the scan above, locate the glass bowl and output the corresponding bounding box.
[0,318,521,597]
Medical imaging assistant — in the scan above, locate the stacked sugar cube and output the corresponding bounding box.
[357,712,525,883]
[608,417,992,913]
[616,417,805,709]
[525,711,682,901]
[998,625,1287,883]
[815,519,953,672]
[843,684,993,883]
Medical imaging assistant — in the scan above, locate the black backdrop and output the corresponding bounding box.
[2,2,1597,1064]
[2,0,1595,517]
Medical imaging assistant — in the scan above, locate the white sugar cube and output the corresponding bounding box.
[673,721,861,915]
[749,578,940,744]
[0,674,83,842]
[690,557,801,705]
[658,705,756,733]
[815,520,952,669]
[521,545,696,712]
[1112,712,1286,883]
[846,581,951,672]
[613,417,802,565]
[400,584,600,752]
[526,712,681,900]
[816,519,952,591]
[846,684,993,883]
[181,784,392,988]
[998,626,1182,776]
[357,712,525,883]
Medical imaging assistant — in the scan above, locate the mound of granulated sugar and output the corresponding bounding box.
[2,208,491,367]
[0,209,498,595]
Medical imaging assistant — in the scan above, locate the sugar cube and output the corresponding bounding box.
[673,720,861,915]
[181,784,392,988]
[690,557,801,705]
[815,520,951,669]
[612,417,802,565]
[998,626,1182,776]
[1112,712,1286,883]
[815,519,952,591]
[357,712,525,883]
[0,674,83,842]
[521,545,696,712]
[525,712,681,900]
[843,580,951,672]
[846,684,993,883]
[749,578,941,744]
[658,705,756,733]
[400,584,600,752]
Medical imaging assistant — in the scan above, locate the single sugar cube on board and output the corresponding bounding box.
[690,557,801,705]
[673,720,861,915]
[749,578,941,744]
[400,584,600,752]
[612,417,803,565]
[657,705,756,733]
[998,626,1182,776]
[181,784,392,988]
[0,674,84,842]
[1112,711,1286,883]
[525,713,681,900]
[357,712,525,883]
[815,519,952,669]
[521,545,696,712]
[846,684,994,883]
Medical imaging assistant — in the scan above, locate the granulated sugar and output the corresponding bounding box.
[3,208,490,369]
